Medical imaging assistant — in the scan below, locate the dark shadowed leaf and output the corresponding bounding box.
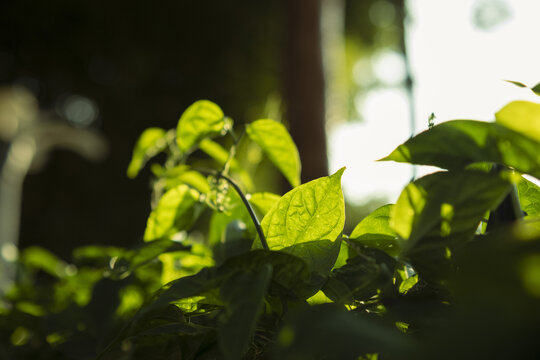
[273,304,414,360]
[218,264,273,360]
[531,83,540,96]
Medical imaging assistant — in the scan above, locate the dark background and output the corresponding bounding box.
[0,0,396,259]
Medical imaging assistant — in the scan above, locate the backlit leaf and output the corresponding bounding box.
[350,204,401,256]
[261,168,345,274]
[176,100,225,153]
[127,127,167,178]
[504,79,528,88]
[381,120,540,178]
[391,170,511,253]
[144,184,202,241]
[495,100,540,143]
[249,192,280,217]
[246,119,301,188]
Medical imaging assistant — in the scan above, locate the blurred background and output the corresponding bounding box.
[1,0,539,260]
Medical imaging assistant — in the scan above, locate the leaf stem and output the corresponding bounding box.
[216,173,269,251]
[198,167,269,250]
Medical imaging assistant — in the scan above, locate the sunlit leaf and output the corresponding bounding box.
[218,264,272,360]
[249,192,280,218]
[349,204,401,256]
[381,120,540,178]
[176,100,225,153]
[127,127,167,178]
[391,170,511,253]
[504,79,528,88]
[495,100,540,143]
[144,185,202,241]
[261,168,345,274]
[246,119,301,188]
[198,138,255,190]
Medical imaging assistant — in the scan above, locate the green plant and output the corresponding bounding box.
[1,92,540,360]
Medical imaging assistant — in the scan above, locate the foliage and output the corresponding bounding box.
[1,95,540,359]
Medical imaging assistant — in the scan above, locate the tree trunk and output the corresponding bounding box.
[284,0,328,183]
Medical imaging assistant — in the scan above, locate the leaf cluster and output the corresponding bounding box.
[2,93,540,359]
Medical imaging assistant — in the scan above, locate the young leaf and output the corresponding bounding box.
[495,100,540,143]
[349,204,401,256]
[176,100,225,153]
[198,138,255,190]
[504,79,528,88]
[246,119,301,188]
[127,127,167,178]
[261,168,345,274]
[144,184,202,241]
[380,120,540,178]
[218,264,273,360]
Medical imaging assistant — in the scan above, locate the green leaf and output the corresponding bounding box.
[212,220,254,266]
[504,79,528,88]
[495,100,540,143]
[249,192,280,217]
[176,100,225,153]
[391,170,511,253]
[218,264,273,360]
[381,120,540,178]
[198,138,255,190]
[517,177,540,230]
[261,168,345,274]
[531,83,540,96]
[246,119,301,188]
[349,204,401,256]
[108,240,191,279]
[144,185,202,241]
[127,127,167,178]
[326,247,396,302]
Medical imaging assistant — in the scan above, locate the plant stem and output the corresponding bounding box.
[198,168,269,250]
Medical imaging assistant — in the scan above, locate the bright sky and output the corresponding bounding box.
[329,0,540,203]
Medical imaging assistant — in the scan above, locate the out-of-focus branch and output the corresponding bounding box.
[0,86,108,293]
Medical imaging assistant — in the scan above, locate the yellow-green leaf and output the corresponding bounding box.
[127,127,167,178]
[176,100,225,153]
[144,185,202,241]
[495,100,540,143]
[261,168,345,273]
[246,119,301,188]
